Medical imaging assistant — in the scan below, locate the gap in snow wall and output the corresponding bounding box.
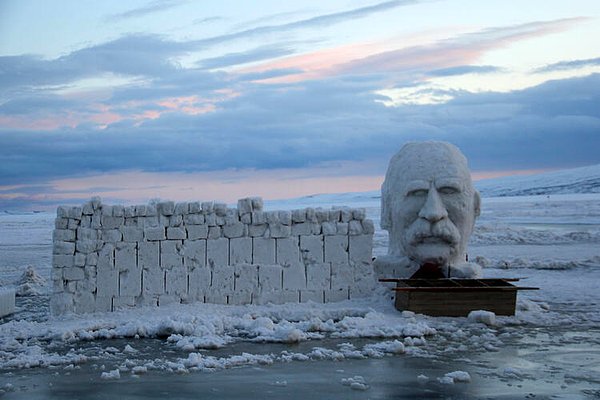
[50,197,376,314]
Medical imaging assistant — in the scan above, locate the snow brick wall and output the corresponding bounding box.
[50,197,376,314]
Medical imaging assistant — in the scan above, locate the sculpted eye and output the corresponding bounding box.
[438,186,459,195]
[407,189,428,197]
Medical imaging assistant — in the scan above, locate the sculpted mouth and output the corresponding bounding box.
[412,235,453,245]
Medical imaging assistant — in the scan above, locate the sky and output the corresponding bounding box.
[1,0,599,210]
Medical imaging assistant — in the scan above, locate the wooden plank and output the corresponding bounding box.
[393,286,538,291]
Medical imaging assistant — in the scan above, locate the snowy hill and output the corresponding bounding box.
[475,164,600,197]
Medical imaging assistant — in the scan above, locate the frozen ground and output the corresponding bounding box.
[0,192,599,399]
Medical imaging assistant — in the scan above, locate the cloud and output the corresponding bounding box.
[428,65,502,77]
[533,56,600,73]
[106,0,186,22]
[198,45,296,69]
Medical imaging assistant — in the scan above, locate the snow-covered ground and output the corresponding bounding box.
[0,173,599,398]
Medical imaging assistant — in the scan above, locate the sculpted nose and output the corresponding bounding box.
[418,187,448,223]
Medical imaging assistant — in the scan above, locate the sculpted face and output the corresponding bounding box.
[381,142,480,266]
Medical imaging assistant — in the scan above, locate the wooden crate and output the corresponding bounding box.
[380,278,538,317]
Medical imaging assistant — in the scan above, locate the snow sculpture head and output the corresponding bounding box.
[381,142,481,267]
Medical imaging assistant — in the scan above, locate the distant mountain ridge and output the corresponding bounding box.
[475,164,600,197]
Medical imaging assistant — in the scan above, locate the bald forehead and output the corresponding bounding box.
[385,142,473,190]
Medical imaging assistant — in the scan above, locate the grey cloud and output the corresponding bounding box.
[198,45,296,69]
[106,0,186,22]
[429,65,502,77]
[533,57,600,73]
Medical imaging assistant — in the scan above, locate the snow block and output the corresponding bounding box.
[230,237,252,265]
[0,288,15,317]
[234,264,259,292]
[207,238,229,267]
[143,269,165,297]
[324,236,348,264]
[282,263,306,290]
[115,242,136,272]
[307,263,331,290]
[165,265,187,297]
[188,266,211,300]
[331,262,353,290]
[252,238,276,264]
[145,227,166,241]
[300,235,324,264]
[211,266,234,292]
[300,290,324,303]
[349,235,373,265]
[167,227,187,240]
[258,265,283,291]
[138,242,159,270]
[187,224,208,240]
[277,237,300,265]
[183,240,206,269]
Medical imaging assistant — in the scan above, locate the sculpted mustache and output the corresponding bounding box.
[406,219,460,245]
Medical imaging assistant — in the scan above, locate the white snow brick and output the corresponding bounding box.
[349,235,373,265]
[291,209,306,223]
[240,213,252,224]
[135,296,158,308]
[145,227,165,241]
[53,254,74,269]
[291,222,312,236]
[74,252,86,267]
[161,241,183,270]
[300,290,324,303]
[324,288,349,302]
[187,224,208,240]
[362,219,375,234]
[50,292,74,315]
[93,296,112,313]
[234,264,259,291]
[73,291,95,314]
[276,237,300,265]
[113,296,136,310]
[315,208,329,223]
[138,242,159,269]
[142,269,165,296]
[279,211,292,225]
[249,224,268,237]
[68,218,79,230]
[158,295,180,306]
[331,262,353,290]
[258,265,282,291]
[68,206,83,220]
[207,238,229,267]
[237,198,253,215]
[169,215,183,227]
[254,289,297,305]
[201,201,213,214]
[311,223,322,235]
[135,204,147,216]
[324,236,348,264]
[353,208,366,220]
[222,222,245,238]
[63,267,85,281]
[76,240,101,254]
[225,209,239,224]
[183,240,206,268]
[340,208,352,222]
[188,266,210,300]
[124,206,135,218]
[165,266,187,297]
[282,264,306,290]
[184,213,205,225]
[265,211,279,224]
[102,229,122,243]
[54,241,75,255]
[53,229,75,242]
[91,214,102,229]
[57,206,69,218]
[203,213,216,227]
[112,205,124,217]
[97,245,118,298]
[86,252,99,266]
[158,201,175,216]
[101,205,113,217]
[211,265,235,292]
[253,238,276,264]
[55,217,69,229]
[174,202,189,215]
[208,226,221,239]
[102,216,123,229]
[351,266,377,298]
[230,237,252,264]
[270,223,291,238]
[229,290,252,305]
[204,291,228,305]
[336,222,349,235]
[321,222,336,236]
[77,227,98,241]
[300,235,324,264]
[115,242,136,271]
[188,201,201,214]
[329,209,342,222]
[146,204,157,216]
[120,226,143,242]
[306,263,331,290]
[214,202,227,216]
[251,197,263,211]
[119,266,142,297]
[167,227,187,240]
[251,211,266,225]
[348,220,363,236]
[82,201,94,215]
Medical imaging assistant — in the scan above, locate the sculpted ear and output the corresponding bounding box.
[473,190,481,218]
